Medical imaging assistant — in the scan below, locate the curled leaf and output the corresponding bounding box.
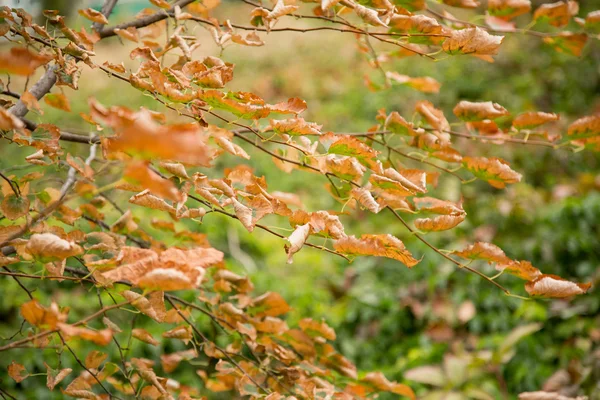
[443,27,504,56]
[525,274,591,298]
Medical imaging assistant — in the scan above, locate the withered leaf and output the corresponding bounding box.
[334,234,419,267]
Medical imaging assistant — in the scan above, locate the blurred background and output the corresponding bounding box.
[1,0,600,398]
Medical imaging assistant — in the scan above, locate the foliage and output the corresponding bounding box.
[0,0,599,399]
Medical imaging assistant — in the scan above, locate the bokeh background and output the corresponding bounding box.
[1,0,600,398]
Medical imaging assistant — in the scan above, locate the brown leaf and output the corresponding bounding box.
[443,27,504,56]
[354,3,388,27]
[351,187,381,213]
[525,274,591,298]
[334,234,419,267]
[163,325,193,344]
[326,135,381,171]
[121,290,166,322]
[129,190,176,214]
[45,363,72,391]
[415,100,451,134]
[453,100,509,121]
[8,361,29,383]
[231,32,264,46]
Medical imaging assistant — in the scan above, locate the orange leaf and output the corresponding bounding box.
[488,0,531,21]
[124,161,182,202]
[78,8,109,24]
[44,93,71,112]
[58,323,113,345]
[414,213,466,232]
[21,91,43,114]
[512,111,559,130]
[334,234,419,267]
[452,242,510,264]
[533,1,572,27]
[0,47,53,76]
[496,260,541,281]
[250,292,291,317]
[132,328,160,346]
[462,156,522,188]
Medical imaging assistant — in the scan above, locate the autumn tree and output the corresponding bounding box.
[0,0,598,398]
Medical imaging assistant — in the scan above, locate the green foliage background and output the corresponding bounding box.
[1,1,599,398]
